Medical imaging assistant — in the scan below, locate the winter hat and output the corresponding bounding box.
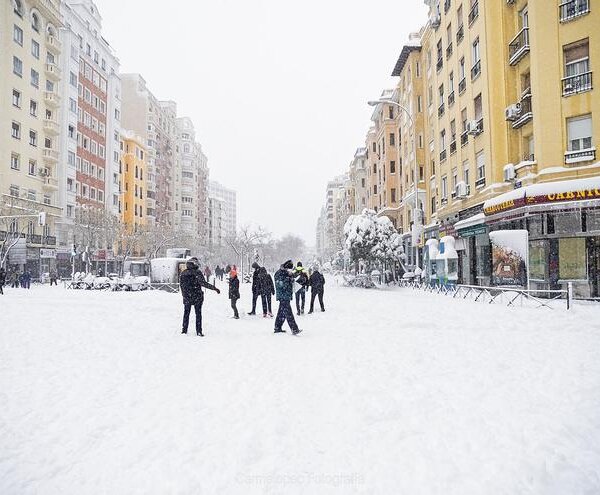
[283,260,294,269]
[188,257,200,268]
[252,262,260,269]
[297,261,303,267]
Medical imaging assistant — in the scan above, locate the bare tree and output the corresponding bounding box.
[0,196,40,268]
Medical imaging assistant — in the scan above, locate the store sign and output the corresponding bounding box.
[490,230,529,287]
[40,249,56,259]
[457,224,487,238]
[485,187,600,215]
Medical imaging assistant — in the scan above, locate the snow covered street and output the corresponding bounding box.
[1,280,600,494]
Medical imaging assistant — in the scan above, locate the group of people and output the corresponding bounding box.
[0,269,33,292]
[178,257,326,336]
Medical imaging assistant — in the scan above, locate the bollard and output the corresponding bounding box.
[567,281,573,310]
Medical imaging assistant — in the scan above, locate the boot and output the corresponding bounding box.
[274,328,286,333]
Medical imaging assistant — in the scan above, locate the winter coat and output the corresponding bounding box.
[294,268,309,290]
[180,266,218,305]
[309,271,325,293]
[0,269,6,285]
[258,267,275,296]
[251,267,261,294]
[228,275,240,300]
[274,268,295,302]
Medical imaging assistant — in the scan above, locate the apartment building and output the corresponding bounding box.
[121,74,177,228]
[207,195,225,248]
[119,131,147,232]
[209,180,237,241]
[349,147,368,214]
[0,0,64,275]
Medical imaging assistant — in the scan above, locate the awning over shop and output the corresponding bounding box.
[454,213,487,238]
[483,176,600,216]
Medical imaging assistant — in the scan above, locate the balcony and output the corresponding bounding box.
[456,25,464,44]
[512,95,533,129]
[458,77,466,94]
[446,43,453,60]
[45,236,57,246]
[46,33,62,52]
[475,177,486,188]
[438,102,445,118]
[450,140,457,154]
[444,0,451,13]
[471,61,481,80]
[43,119,60,136]
[45,62,61,80]
[44,91,60,107]
[476,118,484,134]
[461,131,468,147]
[559,0,590,22]
[448,91,455,107]
[562,71,593,96]
[468,1,479,25]
[441,197,448,206]
[565,148,596,164]
[436,57,443,72]
[43,148,59,163]
[27,234,43,245]
[508,27,530,66]
[42,177,59,191]
[440,149,447,162]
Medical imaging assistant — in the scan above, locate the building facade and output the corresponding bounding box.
[208,180,237,241]
[119,131,147,231]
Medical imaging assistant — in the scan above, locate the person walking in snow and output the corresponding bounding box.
[258,266,275,317]
[247,262,262,315]
[179,257,221,336]
[294,261,309,315]
[228,267,240,319]
[308,266,325,313]
[49,270,58,286]
[22,270,32,289]
[0,267,6,295]
[273,260,301,335]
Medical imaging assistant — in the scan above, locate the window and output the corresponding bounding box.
[391,188,397,203]
[441,176,448,199]
[417,95,422,112]
[476,151,485,180]
[12,89,21,107]
[11,153,20,170]
[29,160,37,176]
[13,25,23,46]
[449,72,454,93]
[31,11,40,31]
[563,39,591,95]
[452,168,458,190]
[459,57,466,82]
[30,100,38,117]
[12,121,21,139]
[30,69,39,88]
[461,108,468,132]
[372,142,376,153]
[373,185,378,194]
[390,161,396,174]
[474,94,483,122]
[440,129,446,150]
[390,133,395,146]
[13,56,23,77]
[463,160,470,187]
[567,114,592,151]
[13,0,23,16]
[68,125,75,139]
[70,71,78,87]
[29,130,37,147]
[31,39,40,59]
[373,163,377,173]
[472,38,480,65]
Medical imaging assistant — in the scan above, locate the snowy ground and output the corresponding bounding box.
[1,279,600,495]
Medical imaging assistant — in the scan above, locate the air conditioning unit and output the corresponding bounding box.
[505,103,522,121]
[503,163,516,181]
[466,120,480,135]
[455,181,468,198]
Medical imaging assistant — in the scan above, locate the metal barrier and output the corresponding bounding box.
[398,279,572,310]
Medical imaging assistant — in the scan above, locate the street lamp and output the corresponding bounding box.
[368,98,423,270]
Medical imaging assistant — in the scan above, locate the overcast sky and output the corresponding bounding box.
[96,0,428,244]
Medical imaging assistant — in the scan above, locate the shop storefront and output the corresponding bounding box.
[453,204,492,287]
[483,176,600,298]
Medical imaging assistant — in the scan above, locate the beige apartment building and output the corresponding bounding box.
[1,0,63,275]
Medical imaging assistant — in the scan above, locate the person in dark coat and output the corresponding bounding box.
[273,260,301,335]
[258,266,275,317]
[49,270,58,286]
[308,267,325,313]
[215,265,223,281]
[247,262,262,315]
[179,257,220,336]
[22,271,31,289]
[11,272,20,288]
[228,267,240,319]
[0,267,6,295]
[294,261,309,315]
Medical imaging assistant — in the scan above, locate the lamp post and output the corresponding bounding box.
[368,98,423,270]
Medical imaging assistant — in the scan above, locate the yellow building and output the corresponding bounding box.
[119,132,147,232]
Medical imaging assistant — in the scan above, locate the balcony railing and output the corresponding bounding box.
[42,177,59,191]
[461,131,468,147]
[44,91,60,107]
[475,177,486,188]
[440,149,447,162]
[45,236,57,246]
[43,119,60,135]
[512,95,533,129]
[559,0,590,22]
[44,62,61,80]
[456,25,464,44]
[468,1,479,25]
[450,140,457,154]
[562,71,593,96]
[27,234,43,245]
[436,57,443,72]
[46,33,62,51]
[42,148,59,162]
[448,91,455,107]
[438,102,445,117]
[476,118,484,134]
[446,43,453,59]
[508,27,530,66]
[565,148,596,164]
[471,61,481,80]
[458,77,466,94]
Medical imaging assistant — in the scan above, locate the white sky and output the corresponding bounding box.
[96,0,428,244]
